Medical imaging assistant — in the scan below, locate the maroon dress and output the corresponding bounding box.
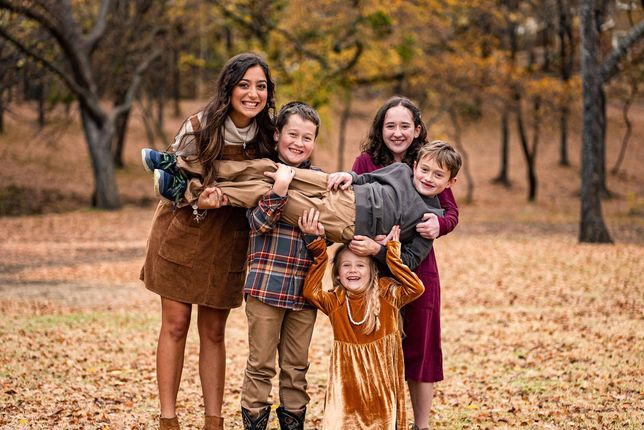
[352,152,459,382]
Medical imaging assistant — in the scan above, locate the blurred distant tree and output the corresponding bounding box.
[0,0,163,209]
[556,0,576,166]
[578,0,643,243]
[607,2,643,176]
[98,0,169,168]
[489,2,517,187]
[0,38,21,133]
[608,58,641,175]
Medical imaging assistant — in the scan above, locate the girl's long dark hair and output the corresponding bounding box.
[360,96,428,168]
[189,53,276,186]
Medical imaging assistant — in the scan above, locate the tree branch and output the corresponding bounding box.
[0,0,63,43]
[83,0,113,54]
[600,19,644,84]
[110,47,162,121]
[0,26,79,98]
[211,1,330,68]
[0,0,95,92]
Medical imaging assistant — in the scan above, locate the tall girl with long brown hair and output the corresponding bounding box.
[140,53,276,430]
[351,96,459,430]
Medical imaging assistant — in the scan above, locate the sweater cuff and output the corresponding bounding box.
[302,234,323,245]
[374,245,387,264]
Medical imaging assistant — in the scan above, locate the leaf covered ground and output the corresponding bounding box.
[1,100,643,428]
[1,207,642,429]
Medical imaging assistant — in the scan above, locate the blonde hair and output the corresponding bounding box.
[332,245,381,335]
[416,140,462,180]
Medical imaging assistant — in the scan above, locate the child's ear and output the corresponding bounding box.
[414,125,421,138]
[413,161,417,170]
[273,130,280,143]
[446,176,457,188]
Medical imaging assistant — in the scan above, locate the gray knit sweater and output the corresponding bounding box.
[350,163,444,270]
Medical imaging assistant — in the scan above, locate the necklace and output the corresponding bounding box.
[346,297,368,326]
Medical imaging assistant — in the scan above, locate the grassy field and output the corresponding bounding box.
[0,99,642,429]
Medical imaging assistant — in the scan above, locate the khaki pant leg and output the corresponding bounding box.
[280,188,356,243]
[211,159,277,208]
[277,308,317,411]
[242,296,286,413]
[212,159,356,241]
[273,165,356,243]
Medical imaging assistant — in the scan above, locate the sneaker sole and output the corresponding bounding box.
[153,169,166,201]
[141,148,154,174]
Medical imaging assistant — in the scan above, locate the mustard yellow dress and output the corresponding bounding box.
[303,239,424,429]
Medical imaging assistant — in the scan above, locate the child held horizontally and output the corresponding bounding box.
[142,142,461,271]
[238,102,321,430]
[298,213,424,429]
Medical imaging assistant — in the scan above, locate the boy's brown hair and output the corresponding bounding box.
[275,101,321,137]
[416,140,462,180]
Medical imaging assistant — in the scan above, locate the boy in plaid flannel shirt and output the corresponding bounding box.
[239,102,321,429]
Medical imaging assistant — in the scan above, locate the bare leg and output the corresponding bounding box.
[157,298,192,418]
[197,305,230,417]
[408,379,434,428]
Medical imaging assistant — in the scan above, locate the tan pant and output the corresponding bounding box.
[174,145,257,205]
[241,296,317,414]
[213,158,356,243]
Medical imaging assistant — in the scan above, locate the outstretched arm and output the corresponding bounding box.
[384,234,425,308]
[302,237,335,315]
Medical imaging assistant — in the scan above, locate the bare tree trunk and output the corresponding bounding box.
[598,87,611,197]
[155,89,167,143]
[141,108,157,148]
[492,108,511,186]
[557,0,573,166]
[0,91,4,134]
[515,95,538,202]
[138,92,160,148]
[611,80,637,175]
[579,0,612,243]
[80,106,120,209]
[449,108,474,204]
[337,90,351,171]
[35,82,45,128]
[172,45,181,117]
[112,106,131,168]
[559,106,570,166]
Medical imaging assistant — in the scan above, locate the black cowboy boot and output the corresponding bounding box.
[276,406,305,430]
[241,406,270,430]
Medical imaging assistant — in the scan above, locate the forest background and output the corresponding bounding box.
[0,1,642,429]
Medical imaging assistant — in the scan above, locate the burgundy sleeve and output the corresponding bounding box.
[437,188,459,238]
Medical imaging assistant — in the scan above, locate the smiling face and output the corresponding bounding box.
[382,104,421,162]
[337,250,372,294]
[413,155,456,198]
[228,65,268,127]
[275,114,317,166]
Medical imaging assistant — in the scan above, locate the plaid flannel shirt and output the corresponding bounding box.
[244,188,318,310]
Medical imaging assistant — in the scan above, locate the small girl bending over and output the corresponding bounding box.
[298,210,424,429]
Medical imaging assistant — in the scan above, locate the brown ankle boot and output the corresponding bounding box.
[204,415,224,430]
[159,416,180,430]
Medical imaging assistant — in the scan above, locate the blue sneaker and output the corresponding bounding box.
[142,148,178,175]
[154,169,187,204]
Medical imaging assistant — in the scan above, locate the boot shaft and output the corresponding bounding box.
[241,406,270,430]
[276,406,305,430]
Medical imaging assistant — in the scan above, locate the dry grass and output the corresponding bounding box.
[0,98,642,429]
